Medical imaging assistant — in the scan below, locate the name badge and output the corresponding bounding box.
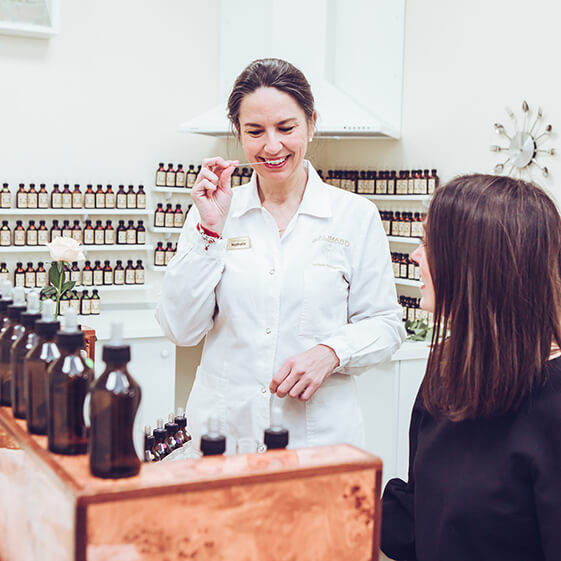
[227,236,251,250]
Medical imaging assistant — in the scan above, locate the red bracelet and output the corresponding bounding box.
[197,223,220,238]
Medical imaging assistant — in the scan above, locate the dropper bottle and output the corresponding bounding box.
[164,412,181,451]
[89,321,142,478]
[0,280,14,330]
[47,309,93,455]
[200,415,226,456]
[174,407,191,445]
[25,299,60,434]
[11,291,42,418]
[152,418,169,459]
[264,405,290,450]
[143,425,159,462]
[0,287,26,405]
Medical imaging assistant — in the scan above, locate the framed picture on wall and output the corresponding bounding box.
[0,0,59,38]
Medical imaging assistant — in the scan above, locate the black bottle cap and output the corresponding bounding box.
[102,344,130,364]
[200,433,226,456]
[175,415,187,429]
[56,329,84,349]
[0,298,13,314]
[20,311,42,329]
[144,434,155,450]
[7,304,26,321]
[165,418,178,436]
[264,427,289,450]
[35,318,61,338]
[153,427,167,443]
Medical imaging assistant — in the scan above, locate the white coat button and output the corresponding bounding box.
[261,387,267,394]
[265,328,271,334]
[269,268,275,275]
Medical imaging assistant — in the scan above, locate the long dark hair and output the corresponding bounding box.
[423,174,561,420]
[227,58,315,136]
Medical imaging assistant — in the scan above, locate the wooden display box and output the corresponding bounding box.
[0,406,383,561]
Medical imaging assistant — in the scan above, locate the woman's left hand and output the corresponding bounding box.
[269,345,340,401]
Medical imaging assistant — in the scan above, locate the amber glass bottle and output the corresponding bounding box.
[25,300,60,434]
[0,287,26,405]
[47,310,93,454]
[11,292,41,418]
[89,322,141,478]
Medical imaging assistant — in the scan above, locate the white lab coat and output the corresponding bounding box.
[156,162,405,453]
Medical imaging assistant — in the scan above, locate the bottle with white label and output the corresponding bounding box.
[14,221,25,246]
[114,261,125,285]
[126,220,136,245]
[174,204,184,228]
[0,221,10,246]
[175,165,185,188]
[16,184,27,209]
[186,165,197,188]
[155,163,166,186]
[164,203,174,228]
[94,220,105,246]
[84,185,95,209]
[154,242,165,266]
[125,260,135,285]
[105,185,116,208]
[428,169,439,194]
[13,263,25,288]
[0,263,9,283]
[50,220,62,241]
[93,261,103,286]
[72,185,83,208]
[116,185,127,209]
[154,203,165,227]
[37,184,48,209]
[103,261,113,285]
[51,184,62,208]
[166,163,176,187]
[37,221,48,245]
[0,184,10,208]
[70,262,81,285]
[116,220,127,244]
[135,260,144,285]
[83,220,94,245]
[104,220,115,245]
[136,221,146,244]
[82,261,93,286]
[95,185,105,209]
[62,185,72,209]
[72,220,82,244]
[91,290,101,314]
[80,290,91,315]
[136,185,146,208]
[24,263,36,288]
[27,184,38,208]
[26,221,38,246]
[126,186,136,209]
[35,262,47,287]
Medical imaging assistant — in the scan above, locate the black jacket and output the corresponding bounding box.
[382,357,561,561]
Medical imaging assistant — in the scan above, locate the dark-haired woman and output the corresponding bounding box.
[381,174,561,561]
[157,58,405,453]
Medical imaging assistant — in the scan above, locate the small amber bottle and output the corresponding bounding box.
[134,260,144,285]
[155,162,166,186]
[154,242,165,266]
[13,262,25,287]
[24,262,35,288]
[38,220,49,245]
[0,287,26,405]
[84,184,95,209]
[72,184,83,208]
[153,419,169,459]
[16,183,27,209]
[47,309,93,455]
[0,183,11,208]
[95,184,105,209]
[0,220,11,246]
[27,183,38,208]
[126,185,136,209]
[26,220,38,246]
[24,299,60,435]
[11,292,41,418]
[83,220,94,245]
[165,163,176,187]
[174,407,191,445]
[94,220,105,246]
[116,185,127,209]
[136,220,146,244]
[51,184,62,208]
[154,203,165,227]
[125,260,135,285]
[105,184,116,208]
[62,184,72,209]
[89,322,141,478]
[136,185,146,208]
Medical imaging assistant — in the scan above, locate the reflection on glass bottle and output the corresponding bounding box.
[47,309,93,455]
[25,300,60,435]
[0,287,26,406]
[11,292,41,418]
[89,322,141,478]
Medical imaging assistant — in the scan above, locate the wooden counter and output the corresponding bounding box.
[0,406,383,561]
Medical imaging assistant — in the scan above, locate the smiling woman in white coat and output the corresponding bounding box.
[156,58,406,453]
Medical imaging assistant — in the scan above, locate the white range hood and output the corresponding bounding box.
[180,0,405,139]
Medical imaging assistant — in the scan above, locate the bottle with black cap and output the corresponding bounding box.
[24,299,60,434]
[0,286,26,405]
[11,292,42,418]
[47,309,93,454]
[174,407,191,445]
[89,321,142,478]
[0,280,14,330]
[164,412,181,451]
[264,405,289,450]
[200,414,226,456]
[143,425,159,462]
[152,418,169,459]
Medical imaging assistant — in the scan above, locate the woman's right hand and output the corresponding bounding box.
[191,157,239,235]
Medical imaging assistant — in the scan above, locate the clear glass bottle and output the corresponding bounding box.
[264,405,289,450]
[25,299,60,434]
[200,415,226,456]
[11,292,41,418]
[47,310,93,455]
[0,287,26,405]
[89,322,142,478]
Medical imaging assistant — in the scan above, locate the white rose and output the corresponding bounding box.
[47,237,86,262]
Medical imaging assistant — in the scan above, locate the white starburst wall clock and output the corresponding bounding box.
[490,101,555,177]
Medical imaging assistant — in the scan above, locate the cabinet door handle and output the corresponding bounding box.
[160,348,169,358]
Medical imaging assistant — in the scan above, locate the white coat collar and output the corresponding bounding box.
[230,161,331,219]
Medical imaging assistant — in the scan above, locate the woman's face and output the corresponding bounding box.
[411,243,435,312]
[238,87,315,184]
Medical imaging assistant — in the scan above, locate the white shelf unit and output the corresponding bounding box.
[149,227,181,235]
[77,284,151,293]
[0,244,151,253]
[387,236,422,245]
[394,278,421,288]
[153,187,193,195]
[0,209,149,216]
[364,195,431,203]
